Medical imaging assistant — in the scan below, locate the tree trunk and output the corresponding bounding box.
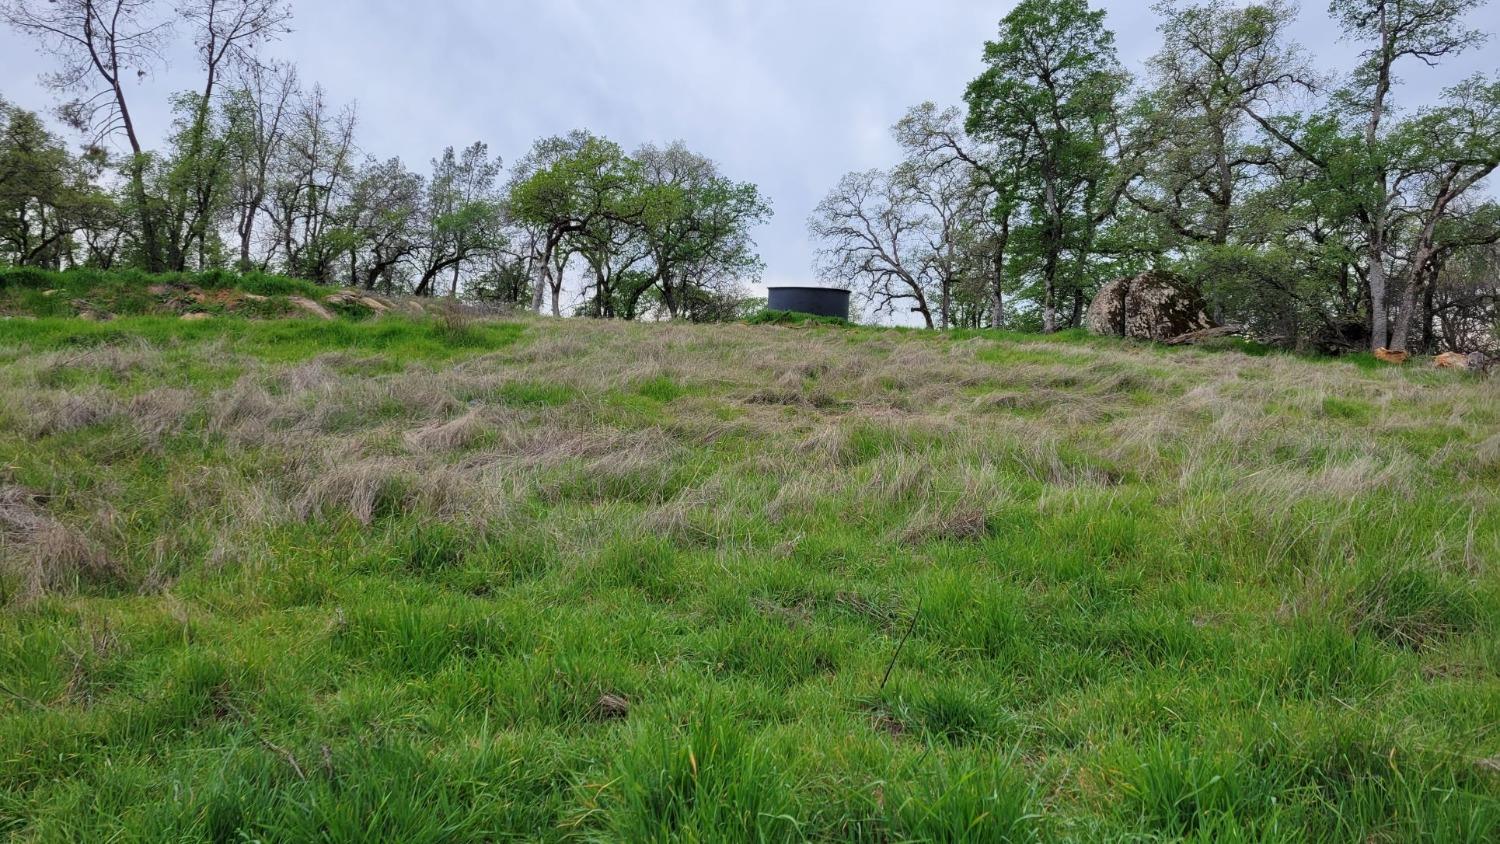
[531,259,547,313]
[1041,178,1061,334]
[661,274,678,320]
[989,223,1009,329]
[1363,19,1393,352]
[1421,266,1439,353]
[239,210,255,271]
[1212,123,1233,246]
[128,158,162,272]
[108,66,163,272]
[989,261,1004,329]
[1388,247,1435,353]
[1367,226,1389,351]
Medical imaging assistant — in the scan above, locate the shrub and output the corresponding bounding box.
[0,266,56,290]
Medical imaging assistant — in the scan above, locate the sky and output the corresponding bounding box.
[0,0,1492,301]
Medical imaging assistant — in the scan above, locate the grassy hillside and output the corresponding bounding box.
[1,311,1497,841]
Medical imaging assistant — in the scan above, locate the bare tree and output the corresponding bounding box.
[810,169,938,327]
[266,84,355,281]
[180,0,291,106]
[225,59,296,269]
[163,0,290,268]
[893,160,984,328]
[895,103,1027,328]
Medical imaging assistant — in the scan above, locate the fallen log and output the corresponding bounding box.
[1163,325,1246,346]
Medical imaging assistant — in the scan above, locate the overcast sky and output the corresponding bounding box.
[1,0,1491,296]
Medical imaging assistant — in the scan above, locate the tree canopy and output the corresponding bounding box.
[810,0,1500,352]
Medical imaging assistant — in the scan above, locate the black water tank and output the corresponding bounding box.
[766,286,851,320]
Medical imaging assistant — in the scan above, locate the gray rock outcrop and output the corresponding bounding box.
[1085,271,1214,342]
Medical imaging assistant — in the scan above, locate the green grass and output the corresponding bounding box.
[0,266,327,298]
[0,315,523,365]
[0,315,1496,841]
[745,308,852,327]
[0,267,363,324]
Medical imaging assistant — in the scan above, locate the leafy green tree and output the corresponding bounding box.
[965,0,1128,332]
[0,98,111,267]
[164,0,291,271]
[155,92,239,270]
[3,0,290,273]
[1127,1,1332,340]
[264,85,356,282]
[223,61,297,272]
[346,156,423,291]
[1384,76,1500,348]
[413,142,504,297]
[508,131,641,315]
[1243,0,1490,350]
[1,0,170,270]
[631,142,770,321]
[471,250,534,309]
[572,198,648,318]
[1133,0,1309,249]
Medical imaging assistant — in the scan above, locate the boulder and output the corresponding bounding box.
[287,296,335,321]
[325,290,395,314]
[1085,271,1214,342]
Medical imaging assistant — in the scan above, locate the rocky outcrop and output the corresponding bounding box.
[1085,271,1214,342]
[287,297,335,320]
[326,290,394,312]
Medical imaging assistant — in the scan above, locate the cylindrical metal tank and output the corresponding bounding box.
[766,286,851,320]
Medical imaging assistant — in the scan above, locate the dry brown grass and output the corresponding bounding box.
[23,390,118,437]
[2,313,1496,601]
[1,485,117,602]
[404,409,491,452]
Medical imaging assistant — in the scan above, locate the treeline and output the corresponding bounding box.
[811,0,1500,353]
[0,1,771,321]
